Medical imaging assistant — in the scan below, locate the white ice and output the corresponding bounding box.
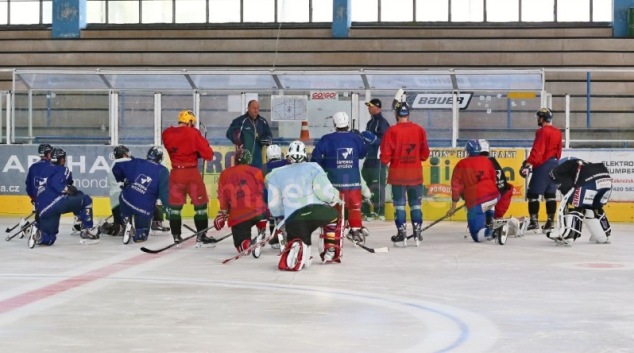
[1,217,633,353]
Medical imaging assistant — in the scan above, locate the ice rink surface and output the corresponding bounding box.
[1,217,633,353]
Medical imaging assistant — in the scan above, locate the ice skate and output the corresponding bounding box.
[122,222,135,245]
[412,224,423,247]
[79,228,100,245]
[28,226,41,249]
[71,216,82,234]
[527,218,539,232]
[195,232,216,248]
[151,221,170,232]
[346,228,365,245]
[268,236,281,250]
[252,229,265,258]
[391,227,407,248]
[172,233,183,246]
[322,247,336,263]
[542,218,555,234]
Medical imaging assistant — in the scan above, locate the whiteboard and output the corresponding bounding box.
[307,99,352,139]
[271,95,308,121]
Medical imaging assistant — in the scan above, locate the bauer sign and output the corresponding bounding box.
[407,92,473,110]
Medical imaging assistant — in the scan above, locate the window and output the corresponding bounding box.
[142,0,172,23]
[42,0,52,24]
[278,0,308,22]
[87,1,106,24]
[416,0,448,22]
[109,0,140,24]
[351,0,377,21]
[593,0,612,21]
[451,0,483,22]
[311,0,332,22]
[558,0,589,22]
[176,0,206,23]
[487,0,518,22]
[243,0,274,22]
[11,0,40,25]
[209,0,240,23]
[382,0,412,22]
[522,0,554,22]
[0,1,8,25]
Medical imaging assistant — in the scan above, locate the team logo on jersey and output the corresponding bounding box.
[237,179,246,199]
[405,144,416,154]
[132,174,152,194]
[337,148,354,169]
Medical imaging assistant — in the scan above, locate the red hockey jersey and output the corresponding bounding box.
[527,125,562,168]
[162,126,213,168]
[218,164,266,226]
[451,156,500,209]
[379,122,430,185]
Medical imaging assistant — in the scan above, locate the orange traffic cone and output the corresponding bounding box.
[300,121,310,142]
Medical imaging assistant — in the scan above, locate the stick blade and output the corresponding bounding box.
[140,247,162,254]
[372,247,390,253]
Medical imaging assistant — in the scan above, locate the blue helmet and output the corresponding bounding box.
[465,139,483,156]
[394,102,410,117]
[147,146,164,163]
[559,156,579,165]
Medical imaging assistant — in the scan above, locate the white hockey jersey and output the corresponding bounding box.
[265,162,341,218]
[107,157,131,209]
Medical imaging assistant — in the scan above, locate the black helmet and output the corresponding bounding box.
[114,145,130,159]
[38,143,53,157]
[50,148,66,165]
[536,108,553,122]
[147,146,164,163]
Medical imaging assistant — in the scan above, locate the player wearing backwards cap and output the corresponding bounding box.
[266,141,343,270]
[112,146,170,243]
[361,98,390,221]
[213,148,268,256]
[519,108,562,233]
[312,111,368,243]
[545,156,612,246]
[162,110,214,245]
[447,140,503,243]
[379,91,430,247]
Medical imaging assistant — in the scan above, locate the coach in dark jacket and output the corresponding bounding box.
[361,99,390,220]
[226,100,273,169]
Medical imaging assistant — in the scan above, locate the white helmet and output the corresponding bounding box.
[479,139,490,154]
[266,144,282,161]
[287,140,307,164]
[332,112,349,128]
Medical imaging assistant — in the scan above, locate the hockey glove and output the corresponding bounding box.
[65,185,78,196]
[361,131,377,145]
[214,210,228,231]
[519,160,531,178]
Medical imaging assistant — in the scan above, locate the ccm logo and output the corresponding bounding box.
[311,92,337,100]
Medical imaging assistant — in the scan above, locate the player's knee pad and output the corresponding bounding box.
[526,192,539,201]
[319,223,342,263]
[584,209,610,244]
[256,219,267,231]
[40,232,56,246]
[169,206,183,221]
[471,227,491,243]
[279,238,311,271]
[133,228,149,243]
[193,204,208,220]
[559,210,583,241]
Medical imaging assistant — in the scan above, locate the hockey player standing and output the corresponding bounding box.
[379,101,430,247]
[162,110,214,244]
[225,100,273,169]
[266,141,343,271]
[214,149,268,254]
[447,140,502,243]
[312,112,368,243]
[112,146,170,243]
[30,148,97,247]
[546,157,612,246]
[361,99,390,221]
[520,108,562,232]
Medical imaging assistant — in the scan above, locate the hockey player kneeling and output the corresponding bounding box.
[447,140,504,244]
[546,157,612,246]
[266,141,344,271]
[112,146,170,244]
[214,148,267,254]
[30,148,97,248]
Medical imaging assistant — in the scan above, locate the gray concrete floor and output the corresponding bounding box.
[1,217,633,353]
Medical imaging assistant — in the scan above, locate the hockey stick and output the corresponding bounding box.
[183,224,232,244]
[223,219,285,264]
[345,236,389,253]
[5,212,34,233]
[5,221,32,241]
[140,225,215,254]
[407,204,466,239]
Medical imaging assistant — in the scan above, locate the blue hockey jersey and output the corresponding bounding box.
[265,159,289,176]
[311,131,367,190]
[25,159,50,200]
[112,158,169,217]
[35,164,73,210]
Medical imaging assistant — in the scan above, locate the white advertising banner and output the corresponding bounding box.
[562,150,634,202]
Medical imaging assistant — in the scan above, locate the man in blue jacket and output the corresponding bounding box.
[226,100,273,169]
[361,99,390,221]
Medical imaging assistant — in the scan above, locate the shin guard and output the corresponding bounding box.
[278,238,311,271]
[319,223,342,263]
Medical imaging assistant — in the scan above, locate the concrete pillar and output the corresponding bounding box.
[613,0,634,37]
[332,0,351,38]
[52,0,87,39]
